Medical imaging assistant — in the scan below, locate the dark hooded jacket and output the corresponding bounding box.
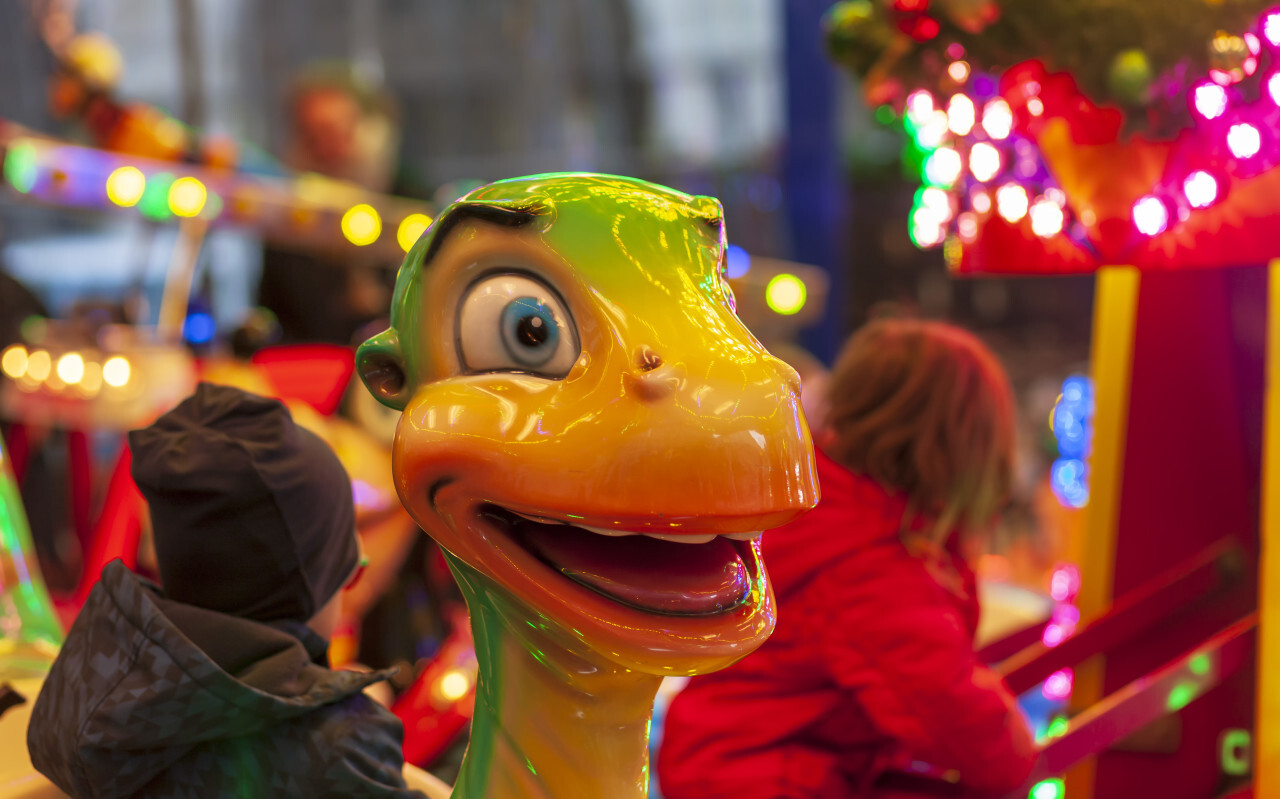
[27,561,426,799]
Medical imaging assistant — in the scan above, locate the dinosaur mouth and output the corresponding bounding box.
[480,505,757,616]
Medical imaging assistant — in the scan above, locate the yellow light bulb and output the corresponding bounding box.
[106,166,146,207]
[438,669,472,702]
[1,345,28,379]
[168,176,208,217]
[26,350,51,382]
[342,204,382,246]
[765,274,808,316]
[56,352,85,385]
[102,356,131,388]
[397,213,433,252]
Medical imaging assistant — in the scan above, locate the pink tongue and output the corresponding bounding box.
[516,521,749,615]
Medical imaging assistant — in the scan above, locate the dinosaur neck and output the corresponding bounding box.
[451,574,661,799]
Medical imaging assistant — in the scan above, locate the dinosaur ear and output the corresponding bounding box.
[357,329,411,411]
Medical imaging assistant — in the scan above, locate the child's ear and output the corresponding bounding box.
[356,329,410,411]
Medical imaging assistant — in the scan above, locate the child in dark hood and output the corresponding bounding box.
[27,383,443,798]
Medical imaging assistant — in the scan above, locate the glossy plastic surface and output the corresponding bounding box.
[359,173,818,798]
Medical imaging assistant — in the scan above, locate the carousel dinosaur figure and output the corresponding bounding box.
[357,173,819,799]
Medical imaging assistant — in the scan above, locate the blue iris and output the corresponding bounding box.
[501,297,560,367]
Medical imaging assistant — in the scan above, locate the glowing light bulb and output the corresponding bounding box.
[1030,778,1065,799]
[341,204,382,246]
[168,177,207,218]
[1269,73,1280,105]
[1029,198,1065,237]
[1193,83,1229,120]
[996,183,1029,222]
[438,669,472,701]
[911,220,946,248]
[924,147,962,188]
[56,352,84,385]
[26,350,51,382]
[106,166,146,207]
[1042,624,1065,647]
[766,274,808,315]
[102,356,131,388]
[969,142,1001,182]
[916,110,950,149]
[981,98,1013,140]
[1132,196,1169,236]
[1228,123,1262,158]
[947,94,976,135]
[396,213,433,252]
[1183,171,1219,208]
[1043,668,1074,701]
[906,90,935,124]
[1266,12,1280,47]
[920,187,953,222]
[1027,97,1044,116]
[947,60,970,82]
[1,345,28,379]
[971,189,992,214]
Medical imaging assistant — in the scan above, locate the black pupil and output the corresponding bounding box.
[516,315,548,347]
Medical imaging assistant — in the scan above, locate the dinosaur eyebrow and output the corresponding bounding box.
[421,204,540,267]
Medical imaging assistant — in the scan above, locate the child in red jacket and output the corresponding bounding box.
[658,318,1037,799]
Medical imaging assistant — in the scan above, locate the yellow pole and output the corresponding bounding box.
[1256,259,1280,798]
[1065,266,1141,798]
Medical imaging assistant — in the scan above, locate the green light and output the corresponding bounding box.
[1166,681,1197,712]
[1220,728,1251,776]
[1189,653,1210,676]
[874,105,896,125]
[1029,778,1064,799]
[4,143,39,194]
[139,172,175,220]
[1037,716,1069,742]
[766,273,808,315]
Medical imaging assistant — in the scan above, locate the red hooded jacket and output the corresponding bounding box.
[657,450,1036,799]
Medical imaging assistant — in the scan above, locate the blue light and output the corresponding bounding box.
[1049,374,1095,508]
[1051,458,1089,508]
[726,244,751,279]
[183,312,216,345]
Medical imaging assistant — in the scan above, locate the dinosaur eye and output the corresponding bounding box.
[457,273,579,377]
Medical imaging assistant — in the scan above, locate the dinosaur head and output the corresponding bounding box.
[358,174,818,676]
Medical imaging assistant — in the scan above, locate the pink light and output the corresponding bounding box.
[1042,624,1065,647]
[1043,668,1074,701]
[996,183,1029,222]
[1266,12,1280,47]
[1027,97,1044,116]
[1269,73,1280,105]
[982,99,1013,140]
[1246,56,1259,77]
[1044,187,1067,207]
[971,189,992,214]
[1193,83,1229,119]
[957,212,978,242]
[1228,123,1262,158]
[1247,32,1262,55]
[1183,171,1219,208]
[1050,564,1081,600]
[1132,195,1169,236]
[1210,69,1233,86]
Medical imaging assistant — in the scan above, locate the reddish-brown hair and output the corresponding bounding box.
[823,318,1015,543]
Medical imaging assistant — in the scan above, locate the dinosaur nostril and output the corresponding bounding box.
[637,347,663,372]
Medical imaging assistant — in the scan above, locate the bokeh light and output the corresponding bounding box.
[1193,83,1229,119]
[765,274,807,315]
[396,213,433,252]
[924,147,962,188]
[106,166,146,207]
[342,204,382,246]
[1,345,28,379]
[1183,171,1220,208]
[981,98,1012,140]
[102,356,131,388]
[969,142,1001,182]
[947,94,975,136]
[996,183,1029,223]
[168,177,208,218]
[56,352,84,385]
[1029,198,1065,237]
[1132,195,1169,236]
[1228,123,1262,158]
